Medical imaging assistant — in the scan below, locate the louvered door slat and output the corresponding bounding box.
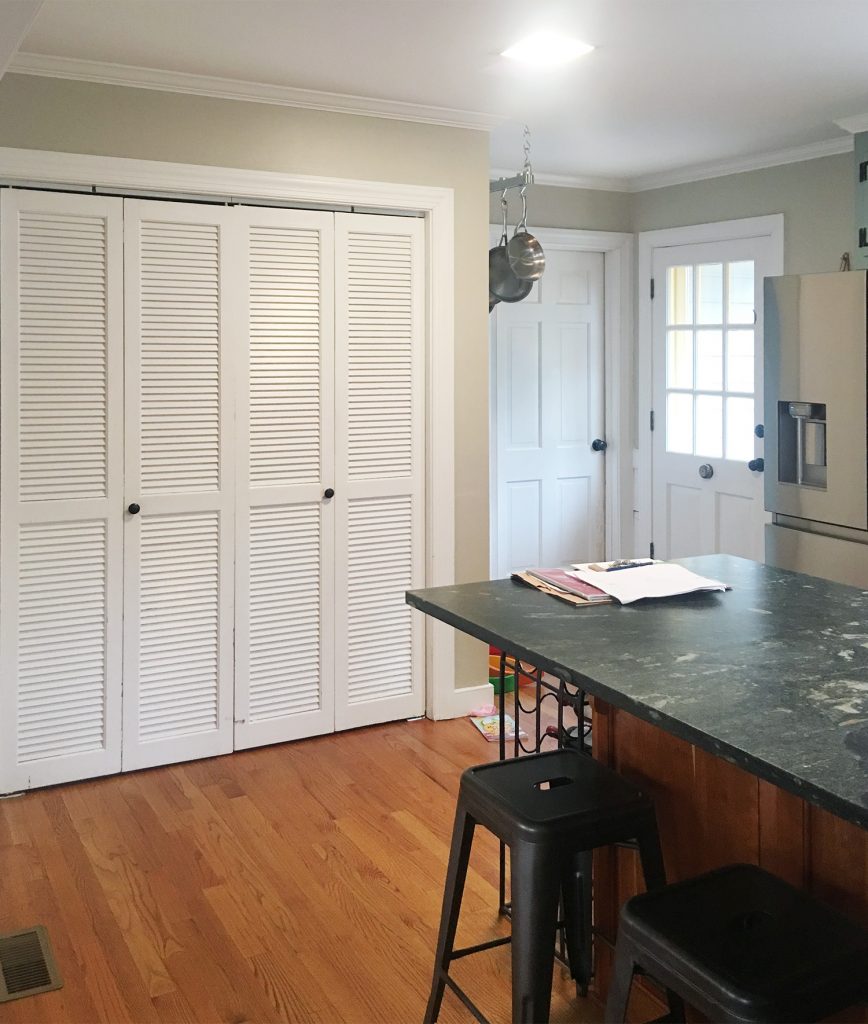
[334,214,425,730]
[122,200,234,772]
[1,190,123,793]
[234,208,335,750]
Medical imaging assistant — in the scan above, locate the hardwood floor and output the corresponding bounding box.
[0,716,603,1024]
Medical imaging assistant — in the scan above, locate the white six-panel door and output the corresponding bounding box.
[121,200,236,771]
[0,190,124,790]
[492,249,606,576]
[234,207,336,749]
[334,214,425,730]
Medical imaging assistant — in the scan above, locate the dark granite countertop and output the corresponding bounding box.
[407,554,868,831]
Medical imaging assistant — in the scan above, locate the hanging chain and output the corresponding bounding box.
[522,124,532,175]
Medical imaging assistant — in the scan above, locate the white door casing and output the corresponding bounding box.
[333,213,426,729]
[0,189,124,790]
[492,249,606,576]
[121,199,236,771]
[640,218,784,561]
[234,206,336,749]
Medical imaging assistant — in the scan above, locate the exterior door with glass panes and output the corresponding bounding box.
[652,238,769,560]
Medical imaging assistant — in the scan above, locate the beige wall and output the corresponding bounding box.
[632,153,855,275]
[0,73,491,691]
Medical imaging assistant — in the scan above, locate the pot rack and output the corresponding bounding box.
[489,125,535,194]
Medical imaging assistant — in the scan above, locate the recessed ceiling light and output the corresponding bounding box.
[501,31,594,68]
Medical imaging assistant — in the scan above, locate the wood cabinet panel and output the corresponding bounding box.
[592,698,868,1022]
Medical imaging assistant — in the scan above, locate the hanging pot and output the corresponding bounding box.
[506,187,545,281]
[489,193,533,303]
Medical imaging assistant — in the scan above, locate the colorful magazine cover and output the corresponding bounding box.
[469,713,527,743]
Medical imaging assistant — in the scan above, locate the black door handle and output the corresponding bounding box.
[748,458,765,472]
[323,488,335,499]
[591,439,608,452]
[128,503,141,515]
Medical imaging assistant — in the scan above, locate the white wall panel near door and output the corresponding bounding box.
[121,200,236,771]
[334,214,425,730]
[0,190,123,792]
[234,207,336,749]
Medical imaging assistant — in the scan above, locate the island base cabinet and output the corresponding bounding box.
[591,698,868,1022]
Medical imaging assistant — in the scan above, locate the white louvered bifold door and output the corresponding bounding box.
[121,200,236,771]
[234,207,335,749]
[333,214,425,730]
[0,190,124,792]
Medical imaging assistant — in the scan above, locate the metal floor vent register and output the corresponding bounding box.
[0,926,62,1003]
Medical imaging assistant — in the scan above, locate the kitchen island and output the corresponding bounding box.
[407,555,868,1019]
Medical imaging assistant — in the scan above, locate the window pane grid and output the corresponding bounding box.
[664,260,755,460]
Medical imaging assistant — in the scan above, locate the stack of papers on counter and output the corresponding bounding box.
[570,561,729,605]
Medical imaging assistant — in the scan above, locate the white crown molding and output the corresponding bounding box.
[493,135,853,194]
[0,3,42,78]
[8,51,504,132]
[834,113,868,135]
[7,54,853,188]
[629,136,853,192]
[489,166,630,193]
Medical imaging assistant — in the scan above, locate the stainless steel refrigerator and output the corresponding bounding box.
[764,270,868,586]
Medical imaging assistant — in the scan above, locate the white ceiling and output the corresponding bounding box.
[7,0,868,187]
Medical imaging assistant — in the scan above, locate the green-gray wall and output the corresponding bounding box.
[489,182,632,233]
[632,153,855,276]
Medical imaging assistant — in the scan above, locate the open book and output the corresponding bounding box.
[570,561,729,605]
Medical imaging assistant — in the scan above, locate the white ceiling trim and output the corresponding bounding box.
[9,51,504,132]
[0,3,43,79]
[629,136,853,192]
[835,113,868,135]
[489,167,630,193]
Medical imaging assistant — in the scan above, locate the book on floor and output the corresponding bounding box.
[469,713,527,743]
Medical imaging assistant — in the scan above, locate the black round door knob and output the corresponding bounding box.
[754,424,765,438]
[591,438,608,452]
[698,464,714,479]
[323,488,335,499]
[748,457,765,472]
[128,503,141,515]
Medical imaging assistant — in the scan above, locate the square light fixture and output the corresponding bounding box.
[501,31,594,68]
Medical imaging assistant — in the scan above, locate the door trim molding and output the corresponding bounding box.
[636,215,785,557]
[0,146,456,724]
[488,225,634,566]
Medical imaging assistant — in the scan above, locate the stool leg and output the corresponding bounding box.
[510,843,561,1024]
[559,850,593,996]
[635,821,666,892]
[605,936,636,1023]
[635,825,686,1023]
[424,805,475,1024]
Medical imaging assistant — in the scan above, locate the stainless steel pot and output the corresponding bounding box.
[489,194,533,303]
[507,187,545,281]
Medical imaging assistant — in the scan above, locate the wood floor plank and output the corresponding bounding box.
[0,717,603,1024]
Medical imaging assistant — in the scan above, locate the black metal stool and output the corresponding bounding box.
[606,862,868,1023]
[424,748,671,1024]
